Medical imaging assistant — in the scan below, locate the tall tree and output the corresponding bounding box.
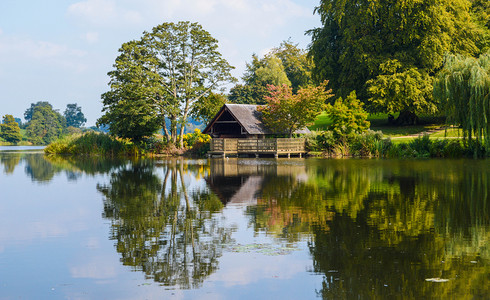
[309,0,484,122]
[0,114,22,144]
[24,101,52,123]
[229,54,290,105]
[99,22,235,147]
[64,103,87,128]
[270,39,314,91]
[229,41,313,104]
[433,52,490,152]
[26,104,65,145]
[259,81,333,137]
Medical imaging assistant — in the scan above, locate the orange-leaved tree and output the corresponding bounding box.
[258,81,333,137]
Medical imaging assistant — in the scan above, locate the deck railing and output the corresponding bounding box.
[210,138,306,154]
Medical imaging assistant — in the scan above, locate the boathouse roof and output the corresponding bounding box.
[203,104,310,136]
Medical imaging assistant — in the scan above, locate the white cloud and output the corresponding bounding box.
[67,0,142,26]
[67,0,116,24]
[0,34,87,72]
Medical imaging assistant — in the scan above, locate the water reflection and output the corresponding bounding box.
[1,149,488,298]
[97,159,232,288]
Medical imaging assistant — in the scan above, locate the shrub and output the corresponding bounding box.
[409,134,431,158]
[351,130,384,157]
[327,91,370,138]
[45,132,138,156]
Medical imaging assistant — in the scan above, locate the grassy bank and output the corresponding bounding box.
[44,132,139,156]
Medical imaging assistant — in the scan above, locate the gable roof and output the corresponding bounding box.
[203,104,311,135]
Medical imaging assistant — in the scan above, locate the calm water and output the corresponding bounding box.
[0,149,488,299]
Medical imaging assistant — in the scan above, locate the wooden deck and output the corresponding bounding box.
[208,138,306,158]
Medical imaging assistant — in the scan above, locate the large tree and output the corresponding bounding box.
[259,81,333,137]
[99,22,235,147]
[0,114,22,144]
[309,0,485,123]
[26,104,65,145]
[64,103,87,128]
[434,52,490,152]
[229,41,313,104]
[24,101,52,123]
[270,39,314,92]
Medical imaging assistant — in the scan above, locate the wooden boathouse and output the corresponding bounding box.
[203,104,309,158]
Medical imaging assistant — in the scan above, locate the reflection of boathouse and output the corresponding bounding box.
[203,104,309,158]
[206,158,307,205]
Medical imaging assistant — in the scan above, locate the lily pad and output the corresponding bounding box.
[227,243,299,256]
[425,278,450,283]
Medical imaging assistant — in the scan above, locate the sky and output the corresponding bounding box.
[0,0,321,126]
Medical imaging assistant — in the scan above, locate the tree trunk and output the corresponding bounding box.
[395,110,419,125]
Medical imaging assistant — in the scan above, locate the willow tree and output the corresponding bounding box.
[434,53,490,151]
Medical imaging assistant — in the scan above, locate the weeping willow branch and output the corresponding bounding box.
[434,53,490,152]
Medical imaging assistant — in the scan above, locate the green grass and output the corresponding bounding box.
[310,112,447,137]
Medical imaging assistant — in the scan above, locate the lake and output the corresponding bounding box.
[0,148,488,299]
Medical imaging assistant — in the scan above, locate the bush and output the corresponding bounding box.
[351,130,384,157]
[45,132,138,156]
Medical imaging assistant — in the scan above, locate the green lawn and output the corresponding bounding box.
[310,112,447,137]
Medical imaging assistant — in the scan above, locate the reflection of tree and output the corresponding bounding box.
[24,154,61,182]
[98,160,231,288]
[45,155,127,179]
[1,153,21,174]
[240,159,489,298]
[306,160,490,299]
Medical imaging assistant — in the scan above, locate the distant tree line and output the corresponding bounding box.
[0,102,87,145]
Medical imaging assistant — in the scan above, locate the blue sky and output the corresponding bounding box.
[0,0,321,126]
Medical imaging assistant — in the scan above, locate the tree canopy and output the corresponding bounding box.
[0,114,22,144]
[26,103,65,145]
[309,0,486,121]
[433,52,490,152]
[259,81,333,137]
[64,103,87,128]
[229,41,313,104]
[98,22,235,147]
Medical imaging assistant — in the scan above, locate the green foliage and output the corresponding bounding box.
[26,104,66,145]
[254,55,291,87]
[24,101,52,122]
[309,0,484,114]
[99,21,235,147]
[229,41,313,104]
[44,132,138,156]
[64,103,87,128]
[367,61,435,123]
[228,83,268,105]
[0,114,22,144]
[327,91,370,138]
[270,39,314,91]
[191,93,227,124]
[259,81,333,137]
[434,52,490,152]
